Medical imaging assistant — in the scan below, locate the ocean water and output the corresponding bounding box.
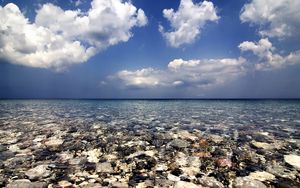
[0,100,299,135]
[1,100,300,187]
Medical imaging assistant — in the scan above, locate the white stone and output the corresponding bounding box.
[96,162,114,173]
[248,171,275,181]
[44,137,63,149]
[167,174,180,182]
[233,177,267,188]
[284,154,300,170]
[58,180,72,188]
[84,149,101,163]
[174,181,203,188]
[25,165,51,180]
[251,141,273,150]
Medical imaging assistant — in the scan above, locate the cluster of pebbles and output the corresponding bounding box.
[0,100,300,188]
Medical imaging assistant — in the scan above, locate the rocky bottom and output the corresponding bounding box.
[0,120,300,188]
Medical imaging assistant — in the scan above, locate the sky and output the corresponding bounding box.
[0,0,300,98]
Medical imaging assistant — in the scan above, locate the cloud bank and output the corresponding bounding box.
[159,0,219,47]
[108,57,246,89]
[0,0,147,70]
[240,0,300,38]
[106,38,300,89]
[239,38,300,70]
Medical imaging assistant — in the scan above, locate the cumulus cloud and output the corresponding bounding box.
[107,57,246,89]
[240,0,300,38]
[159,0,219,47]
[0,0,147,70]
[239,38,300,70]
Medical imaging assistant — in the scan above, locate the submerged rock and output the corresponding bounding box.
[251,141,273,150]
[169,139,189,149]
[198,176,224,188]
[216,158,232,168]
[58,180,73,188]
[25,165,51,180]
[284,154,300,170]
[232,177,267,188]
[44,138,63,150]
[248,171,275,181]
[174,181,204,188]
[96,162,114,173]
[6,179,47,188]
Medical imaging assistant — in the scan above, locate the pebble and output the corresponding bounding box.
[169,139,189,149]
[248,171,275,181]
[25,165,51,180]
[284,154,300,170]
[44,138,63,150]
[96,162,114,173]
[251,141,273,150]
[216,158,232,168]
[232,177,267,188]
[198,176,224,188]
[174,181,204,188]
[6,179,47,188]
[58,180,72,188]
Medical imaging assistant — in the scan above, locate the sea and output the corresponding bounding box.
[0,99,300,187]
[0,100,299,134]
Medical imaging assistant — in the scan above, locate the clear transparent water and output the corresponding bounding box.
[0,100,299,139]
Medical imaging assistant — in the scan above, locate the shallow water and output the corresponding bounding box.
[0,100,300,187]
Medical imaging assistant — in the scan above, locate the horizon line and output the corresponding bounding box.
[0,98,300,100]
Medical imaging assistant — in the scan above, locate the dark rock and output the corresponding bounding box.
[171,168,183,176]
[83,162,96,171]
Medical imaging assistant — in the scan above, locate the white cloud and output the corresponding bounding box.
[0,0,147,70]
[159,0,219,47]
[240,0,300,38]
[108,57,246,89]
[114,68,163,89]
[239,38,300,70]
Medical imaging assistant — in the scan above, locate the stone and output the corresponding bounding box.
[25,165,51,180]
[8,145,20,153]
[266,164,297,179]
[216,158,232,168]
[84,149,102,163]
[275,178,300,188]
[284,154,300,170]
[44,138,63,150]
[156,164,168,172]
[198,176,224,188]
[174,181,204,188]
[155,179,175,187]
[248,171,275,181]
[193,152,211,158]
[210,135,224,143]
[58,180,73,188]
[177,130,198,141]
[251,141,273,150]
[0,144,7,152]
[232,177,267,188]
[169,139,189,149]
[6,179,47,188]
[96,162,114,173]
[167,173,181,182]
[111,182,129,188]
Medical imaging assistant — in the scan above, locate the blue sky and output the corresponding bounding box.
[0,0,300,98]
